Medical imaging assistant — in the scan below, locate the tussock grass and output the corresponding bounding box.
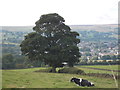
[58,67,85,74]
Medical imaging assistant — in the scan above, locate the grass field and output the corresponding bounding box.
[2,65,120,88]
[78,67,119,75]
[79,65,119,70]
[77,65,120,75]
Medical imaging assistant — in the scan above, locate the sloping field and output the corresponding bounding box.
[79,65,119,70]
[2,66,120,88]
[77,65,120,75]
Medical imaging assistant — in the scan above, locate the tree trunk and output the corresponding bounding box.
[69,65,73,67]
[51,67,56,73]
[68,63,73,67]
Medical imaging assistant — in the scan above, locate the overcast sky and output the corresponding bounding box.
[0,0,119,26]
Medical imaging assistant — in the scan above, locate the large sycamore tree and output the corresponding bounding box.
[20,13,81,72]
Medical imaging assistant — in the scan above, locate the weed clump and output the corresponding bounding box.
[58,67,85,74]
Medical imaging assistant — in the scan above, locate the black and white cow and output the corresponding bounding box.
[70,77,95,87]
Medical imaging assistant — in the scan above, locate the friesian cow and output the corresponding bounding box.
[70,77,95,87]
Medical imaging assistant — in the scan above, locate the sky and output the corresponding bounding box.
[0,0,119,26]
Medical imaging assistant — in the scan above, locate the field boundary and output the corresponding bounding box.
[80,67,120,72]
[81,73,120,80]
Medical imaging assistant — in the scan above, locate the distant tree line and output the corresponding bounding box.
[2,53,120,69]
[2,53,43,69]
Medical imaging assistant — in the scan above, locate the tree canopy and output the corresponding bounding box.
[20,13,81,72]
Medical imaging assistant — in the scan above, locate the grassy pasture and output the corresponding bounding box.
[78,67,119,75]
[2,65,120,88]
[79,65,119,70]
[77,65,119,75]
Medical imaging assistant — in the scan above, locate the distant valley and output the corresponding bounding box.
[1,24,119,67]
[1,24,118,32]
[1,24,118,44]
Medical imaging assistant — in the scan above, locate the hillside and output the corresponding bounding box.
[70,24,118,32]
[1,24,119,68]
[1,24,118,32]
[1,24,118,43]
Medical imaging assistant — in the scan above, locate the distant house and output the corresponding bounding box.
[99,53,117,57]
[93,60,114,62]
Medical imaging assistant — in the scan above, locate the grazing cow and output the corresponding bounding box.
[70,77,95,87]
